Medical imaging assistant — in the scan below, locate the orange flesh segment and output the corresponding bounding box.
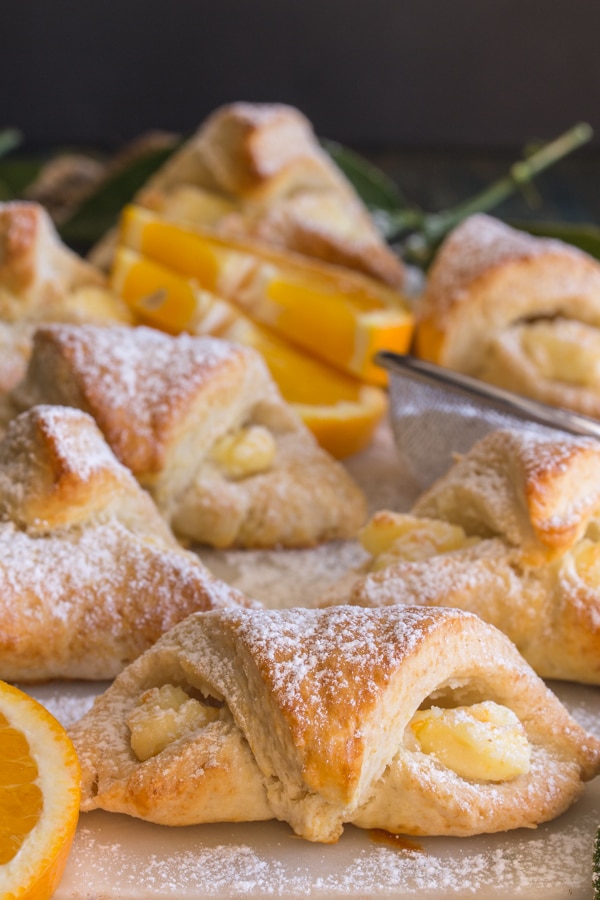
[0,712,42,865]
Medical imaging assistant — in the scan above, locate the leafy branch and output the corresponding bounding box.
[327,122,595,267]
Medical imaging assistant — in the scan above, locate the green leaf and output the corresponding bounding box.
[322,138,409,211]
[0,158,44,199]
[325,124,593,266]
[510,219,600,261]
[321,138,422,241]
[58,143,180,248]
[0,128,22,159]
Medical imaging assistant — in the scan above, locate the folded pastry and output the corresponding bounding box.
[322,428,600,684]
[10,323,366,548]
[415,213,600,419]
[0,201,131,394]
[93,102,405,288]
[69,604,600,842]
[0,404,255,682]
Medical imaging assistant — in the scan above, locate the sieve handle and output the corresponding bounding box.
[376,352,600,441]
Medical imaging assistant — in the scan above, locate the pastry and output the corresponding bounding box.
[322,428,600,684]
[92,102,405,288]
[68,604,600,842]
[10,323,366,548]
[0,404,255,681]
[415,213,600,418]
[0,200,132,394]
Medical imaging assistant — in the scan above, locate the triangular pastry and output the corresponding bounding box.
[69,604,600,842]
[322,428,600,684]
[0,405,254,681]
[415,213,600,419]
[0,200,131,395]
[10,323,366,548]
[92,102,405,288]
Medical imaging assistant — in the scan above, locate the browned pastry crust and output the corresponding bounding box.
[0,201,132,395]
[117,102,405,288]
[69,604,600,841]
[322,428,600,684]
[10,323,366,548]
[414,214,600,417]
[0,405,255,681]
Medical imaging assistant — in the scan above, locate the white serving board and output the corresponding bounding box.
[20,422,600,899]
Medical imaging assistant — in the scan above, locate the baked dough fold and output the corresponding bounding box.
[69,604,600,841]
[0,405,254,681]
[0,201,131,395]
[415,214,600,419]
[9,323,366,547]
[322,428,600,684]
[126,102,405,289]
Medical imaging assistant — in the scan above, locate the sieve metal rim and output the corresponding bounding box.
[376,351,600,441]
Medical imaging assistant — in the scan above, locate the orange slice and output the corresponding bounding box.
[118,204,414,385]
[0,681,81,900]
[110,248,387,458]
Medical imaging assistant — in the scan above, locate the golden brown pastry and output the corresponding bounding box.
[322,428,600,684]
[0,404,255,681]
[415,213,600,419]
[69,604,600,842]
[92,102,404,288]
[0,200,132,394]
[10,323,366,548]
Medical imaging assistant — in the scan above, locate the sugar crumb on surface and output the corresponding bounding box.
[56,814,599,898]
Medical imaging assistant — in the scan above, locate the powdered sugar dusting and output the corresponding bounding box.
[18,415,600,899]
[197,422,410,609]
[0,519,244,679]
[34,324,244,470]
[239,605,456,715]
[55,808,600,898]
[200,540,368,609]
[423,214,586,317]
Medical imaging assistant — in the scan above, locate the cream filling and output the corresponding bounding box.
[408,700,531,782]
[210,424,276,479]
[128,684,222,762]
[360,511,480,571]
[519,318,600,387]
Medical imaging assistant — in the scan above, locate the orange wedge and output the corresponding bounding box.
[0,681,81,900]
[225,316,388,458]
[118,205,414,385]
[110,248,387,458]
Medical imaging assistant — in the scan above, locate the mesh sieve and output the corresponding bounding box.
[377,352,600,489]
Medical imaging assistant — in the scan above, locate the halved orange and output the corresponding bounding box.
[110,248,388,458]
[0,681,80,900]
[118,204,414,385]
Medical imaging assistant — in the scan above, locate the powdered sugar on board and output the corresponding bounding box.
[22,679,600,899]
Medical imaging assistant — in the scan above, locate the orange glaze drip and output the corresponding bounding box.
[368,829,424,853]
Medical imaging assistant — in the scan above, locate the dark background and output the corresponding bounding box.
[3,1,600,228]
[4,0,600,151]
